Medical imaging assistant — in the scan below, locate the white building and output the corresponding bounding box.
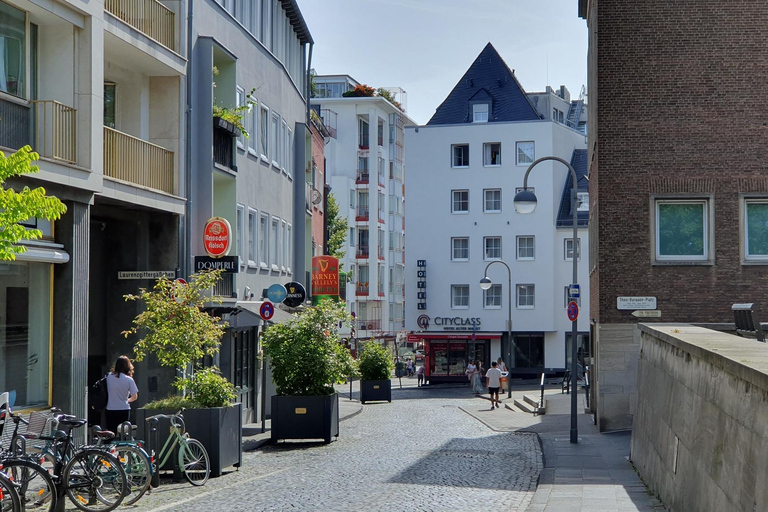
[404,43,589,382]
[311,75,414,346]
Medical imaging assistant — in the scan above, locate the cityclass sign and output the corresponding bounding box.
[194,256,239,273]
[416,315,481,331]
[203,217,231,257]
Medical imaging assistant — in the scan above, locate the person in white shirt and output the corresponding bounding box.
[486,361,503,410]
[105,355,139,433]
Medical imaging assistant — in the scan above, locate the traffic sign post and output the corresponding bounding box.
[259,301,275,321]
[567,301,579,322]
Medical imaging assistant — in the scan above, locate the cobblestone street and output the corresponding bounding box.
[123,386,542,512]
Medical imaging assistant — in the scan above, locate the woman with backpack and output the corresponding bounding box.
[105,355,138,433]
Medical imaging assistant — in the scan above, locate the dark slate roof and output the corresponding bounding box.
[427,43,541,125]
[556,149,589,227]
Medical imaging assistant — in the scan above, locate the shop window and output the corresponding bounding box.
[0,261,51,408]
[514,334,544,368]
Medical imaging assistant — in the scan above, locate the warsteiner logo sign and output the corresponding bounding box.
[311,256,339,303]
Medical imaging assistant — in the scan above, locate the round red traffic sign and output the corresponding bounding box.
[203,217,231,257]
[567,301,579,322]
[259,301,275,321]
[171,278,187,304]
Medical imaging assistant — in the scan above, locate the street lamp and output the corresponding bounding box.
[514,156,582,444]
[479,260,513,399]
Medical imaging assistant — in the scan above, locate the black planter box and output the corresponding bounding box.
[136,403,242,478]
[271,394,338,444]
[213,116,242,137]
[360,379,392,404]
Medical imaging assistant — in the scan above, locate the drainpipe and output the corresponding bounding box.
[182,0,194,279]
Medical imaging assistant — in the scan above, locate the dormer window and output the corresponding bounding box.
[473,103,489,123]
[577,192,589,211]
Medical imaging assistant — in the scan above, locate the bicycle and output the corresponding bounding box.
[90,422,151,506]
[0,471,22,512]
[145,410,210,486]
[0,455,56,512]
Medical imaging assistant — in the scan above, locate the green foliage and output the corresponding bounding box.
[123,269,227,373]
[262,300,358,396]
[342,84,376,97]
[213,85,258,138]
[0,146,67,261]
[376,88,403,110]
[326,192,348,265]
[358,340,394,381]
[180,366,236,408]
[142,395,201,410]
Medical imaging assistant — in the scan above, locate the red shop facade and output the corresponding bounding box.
[409,332,502,383]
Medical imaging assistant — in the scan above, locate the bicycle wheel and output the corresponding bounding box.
[62,449,126,512]
[114,446,150,506]
[0,458,56,511]
[179,438,209,486]
[0,472,21,512]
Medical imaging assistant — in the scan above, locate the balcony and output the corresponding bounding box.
[32,101,77,165]
[104,126,174,194]
[356,207,369,222]
[213,273,235,298]
[356,246,369,259]
[358,319,381,331]
[0,97,30,151]
[356,171,369,185]
[105,0,176,52]
[355,282,369,296]
[320,109,337,139]
[214,125,235,171]
[378,172,385,188]
[378,246,384,260]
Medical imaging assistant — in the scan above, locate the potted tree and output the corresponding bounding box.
[262,300,357,444]
[123,269,242,477]
[358,340,394,403]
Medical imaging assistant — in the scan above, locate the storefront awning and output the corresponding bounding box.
[411,332,503,340]
[15,246,70,264]
[235,301,296,325]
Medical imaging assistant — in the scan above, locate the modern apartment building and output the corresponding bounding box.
[405,43,589,382]
[579,0,768,431]
[311,75,414,346]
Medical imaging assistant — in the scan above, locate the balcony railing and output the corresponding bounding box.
[32,101,76,164]
[104,126,174,194]
[356,246,369,259]
[213,273,235,298]
[355,283,369,296]
[378,246,384,260]
[358,320,381,331]
[320,109,337,139]
[105,0,176,51]
[214,125,235,170]
[0,97,30,150]
[356,172,369,184]
[356,207,369,221]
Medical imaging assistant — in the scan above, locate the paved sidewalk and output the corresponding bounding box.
[459,385,666,512]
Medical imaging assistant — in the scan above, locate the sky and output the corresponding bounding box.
[295,0,588,125]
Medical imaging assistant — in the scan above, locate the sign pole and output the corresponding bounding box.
[261,321,267,434]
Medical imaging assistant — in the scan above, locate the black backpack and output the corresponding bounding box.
[89,375,109,412]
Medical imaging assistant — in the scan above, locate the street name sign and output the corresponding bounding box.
[617,296,657,310]
[118,271,176,280]
[632,310,661,318]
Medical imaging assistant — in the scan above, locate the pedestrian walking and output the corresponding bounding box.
[105,355,138,433]
[497,357,507,372]
[406,359,414,377]
[416,364,425,386]
[486,361,502,410]
[472,360,485,394]
[466,360,476,387]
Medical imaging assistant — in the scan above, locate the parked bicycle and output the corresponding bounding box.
[90,422,152,505]
[0,471,22,512]
[145,410,209,486]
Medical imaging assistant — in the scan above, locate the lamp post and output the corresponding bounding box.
[479,260,513,399]
[514,156,581,444]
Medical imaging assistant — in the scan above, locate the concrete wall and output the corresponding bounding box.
[595,323,637,431]
[632,324,768,512]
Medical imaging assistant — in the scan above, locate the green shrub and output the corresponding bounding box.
[262,300,358,396]
[142,395,201,410]
[183,367,237,408]
[358,340,394,381]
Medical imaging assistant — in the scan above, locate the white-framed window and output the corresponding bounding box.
[516,141,534,165]
[565,238,581,261]
[484,284,502,309]
[451,237,469,261]
[281,120,288,174]
[248,209,257,266]
[286,224,293,273]
[452,144,469,168]
[515,186,535,196]
[517,236,535,260]
[247,101,258,155]
[451,284,470,309]
[473,103,489,123]
[271,217,279,271]
[349,227,356,246]
[452,190,469,214]
[484,189,501,213]
[577,192,589,211]
[281,220,287,270]
[484,237,501,260]
[358,118,369,148]
[349,189,356,209]
[259,213,269,268]
[259,105,269,160]
[483,142,501,166]
[287,127,293,177]
[517,284,535,308]
[236,87,246,149]
[236,205,244,265]
[653,198,712,263]
[271,113,280,168]
[744,198,768,262]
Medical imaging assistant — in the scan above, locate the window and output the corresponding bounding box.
[451,285,470,308]
[745,199,768,261]
[286,224,292,272]
[484,284,502,309]
[452,190,469,214]
[282,220,287,270]
[654,199,710,262]
[377,119,384,146]
[259,105,269,159]
[517,284,535,308]
[359,118,369,148]
[516,334,544,368]
[451,237,469,261]
[452,144,469,167]
[516,141,535,165]
[473,103,489,123]
[484,189,501,213]
[104,82,116,128]
[483,143,501,166]
[248,102,258,155]
[553,108,564,123]
[271,217,279,270]
[484,237,501,260]
[517,236,535,260]
[236,87,246,149]
[349,227,356,246]
[271,113,280,167]
[287,128,293,177]
[281,120,288,173]
[259,214,269,268]
[577,192,589,211]
[349,189,356,209]
[515,187,535,196]
[248,209,257,265]
[236,205,244,264]
[565,238,581,260]
[0,2,26,98]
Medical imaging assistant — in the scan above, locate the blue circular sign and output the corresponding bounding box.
[267,283,287,303]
